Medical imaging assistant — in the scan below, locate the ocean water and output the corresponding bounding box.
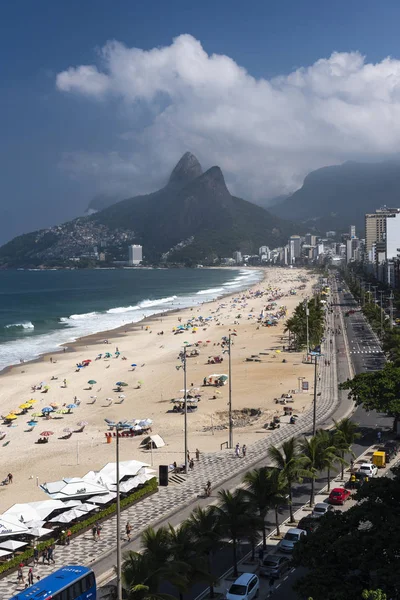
[0,268,263,370]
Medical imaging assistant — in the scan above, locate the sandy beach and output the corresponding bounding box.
[0,267,317,508]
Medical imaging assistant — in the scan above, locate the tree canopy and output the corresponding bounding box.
[293,466,400,599]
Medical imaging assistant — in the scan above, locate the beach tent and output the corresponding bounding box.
[140,434,165,449]
[40,477,109,500]
[109,472,155,494]
[86,492,117,505]
[0,516,29,537]
[0,540,27,552]
[49,506,95,523]
[4,500,77,523]
[95,460,149,485]
[25,527,53,538]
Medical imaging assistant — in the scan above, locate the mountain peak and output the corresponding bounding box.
[168,152,203,187]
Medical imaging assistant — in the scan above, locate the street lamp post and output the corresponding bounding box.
[304,299,310,358]
[183,346,188,473]
[228,334,234,449]
[379,290,384,338]
[115,424,122,600]
[311,353,321,436]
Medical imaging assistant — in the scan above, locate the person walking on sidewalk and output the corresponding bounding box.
[242,444,247,458]
[235,443,240,457]
[28,568,34,586]
[126,521,132,542]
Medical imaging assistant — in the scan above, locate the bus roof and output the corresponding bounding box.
[10,566,92,599]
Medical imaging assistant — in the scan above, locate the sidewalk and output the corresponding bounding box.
[0,296,349,597]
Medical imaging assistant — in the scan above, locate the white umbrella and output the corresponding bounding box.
[86,492,116,505]
[25,520,46,529]
[0,539,27,551]
[0,549,12,557]
[76,503,97,513]
[26,527,53,538]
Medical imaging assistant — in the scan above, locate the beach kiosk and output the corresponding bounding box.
[372,451,386,468]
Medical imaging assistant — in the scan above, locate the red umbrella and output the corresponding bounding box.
[40,431,54,437]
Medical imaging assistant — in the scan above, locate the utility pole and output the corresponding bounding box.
[228,333,236,449]
[367,283,372,304]
[379,290,384,338]
[183,346,188,473]
[372,285,378,305]
[115,423,122,600]
[305,299,310,357]
[389,291,394,329]
[312,354,318,436]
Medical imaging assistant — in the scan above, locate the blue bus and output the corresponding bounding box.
[9,565,96,600]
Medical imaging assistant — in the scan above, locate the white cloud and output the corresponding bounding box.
[56,35,400,200]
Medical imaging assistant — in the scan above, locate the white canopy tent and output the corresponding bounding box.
[0,540,27,551]
[140,434,165,449]
[83,460,149,487]
[40,478,109,500]
[25,527,53,538]
[0,517,29,537]
[0,549,12,558]
[86,492,117,505]
[3,500,74,523]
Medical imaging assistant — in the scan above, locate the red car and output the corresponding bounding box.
[329,487,351,505]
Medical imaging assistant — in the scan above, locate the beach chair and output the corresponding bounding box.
[59,432,72,439]
[74,426,85,433]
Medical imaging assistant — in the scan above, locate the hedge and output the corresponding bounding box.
[0,478,158,578]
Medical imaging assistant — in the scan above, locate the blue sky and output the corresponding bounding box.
[2,0,400,243]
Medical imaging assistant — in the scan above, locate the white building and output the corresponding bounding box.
[386,213,400,260]
[128,245,143,265]
[233,251,243,265]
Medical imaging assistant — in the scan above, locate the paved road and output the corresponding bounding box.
[268,275,390,600]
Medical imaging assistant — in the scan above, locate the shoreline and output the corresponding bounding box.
[0,267,265,376]
[0,267,317,509]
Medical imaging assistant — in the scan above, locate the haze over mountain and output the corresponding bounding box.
[0,153,291,267]
[270,160,400,233]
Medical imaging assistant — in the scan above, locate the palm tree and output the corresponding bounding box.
[166,523,198,600]
[243,466,274,548]
[265,468,289,537]
[214,489,250,577]
[268,437,309,523]
[141,526,170,568]
[187,506,223,598]
[316,429,346,491]
[334,418,361,478]
[121,551,175,600]
[299,434,336,506]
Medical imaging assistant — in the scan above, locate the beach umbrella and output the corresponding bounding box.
[19,403,32,410]
[56,409,69,414]
[83,359,92,363]
[40,431,54,436]
[28,399,37,404]
[31,412,42,417]
[77,421,88,427]
[43,385,50,391]
[88,380,97,385]
[41,407,54,413]
[50,402,59,408]
[137,380,143,385]
[116,381,128,386]
[27,421,38,427]
[66,404,78,410]
[63,427,72,433]
[4,414,17,420]
[118,395,126,399]
[131,364,137,367]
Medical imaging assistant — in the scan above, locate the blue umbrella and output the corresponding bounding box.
[42,407,54,413]
[66,404,78,409]
[131,364,137,367]
[27,421,38,427]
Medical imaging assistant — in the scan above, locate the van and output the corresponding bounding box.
[226,573,259,600]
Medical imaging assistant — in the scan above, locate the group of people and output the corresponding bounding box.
[235,443,247,457]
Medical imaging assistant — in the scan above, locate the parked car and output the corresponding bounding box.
[377,445,395,463]
[260,554,291,579]
[329,487,351,505]
[278,528,307,553]
[359,463,378,478]
[384,440,399,455]
[311,502,334,518]
[297,516,320,534]
[226,573,260,600]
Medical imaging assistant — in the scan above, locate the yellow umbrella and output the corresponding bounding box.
[19,403,32,410]
[27,399,36,404]
[4,414,17,420]
[275,349,281,353]
[31,412,42,417]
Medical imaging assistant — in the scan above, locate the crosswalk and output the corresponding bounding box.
[350,349,382,354]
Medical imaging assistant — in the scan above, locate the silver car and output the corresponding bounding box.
[260,554,291,578]
[278,528,307,553]
[311,502,334,518]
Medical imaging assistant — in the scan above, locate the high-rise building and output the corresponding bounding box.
[365,208,400,254]
[128,244,143,265]
[305,234,317,246]
[289,235,301,264]
[233,251,242,264]
[386,213,400,260]
[350,225,356,239]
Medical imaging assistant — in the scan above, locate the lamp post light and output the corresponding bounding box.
[176,346,189,473]
[310,352,322,436]
[111,422,122,600]
[379,290,384,338]
[304,299,310,358]
[228,333,237,449]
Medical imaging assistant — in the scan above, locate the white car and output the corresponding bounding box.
[311,502,334,518]
[359,463,378,478]
[278,528,307,553]
[226,573,259,600]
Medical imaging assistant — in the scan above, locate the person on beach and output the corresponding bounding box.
[126,521,132,541]
[8,472,13,484]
